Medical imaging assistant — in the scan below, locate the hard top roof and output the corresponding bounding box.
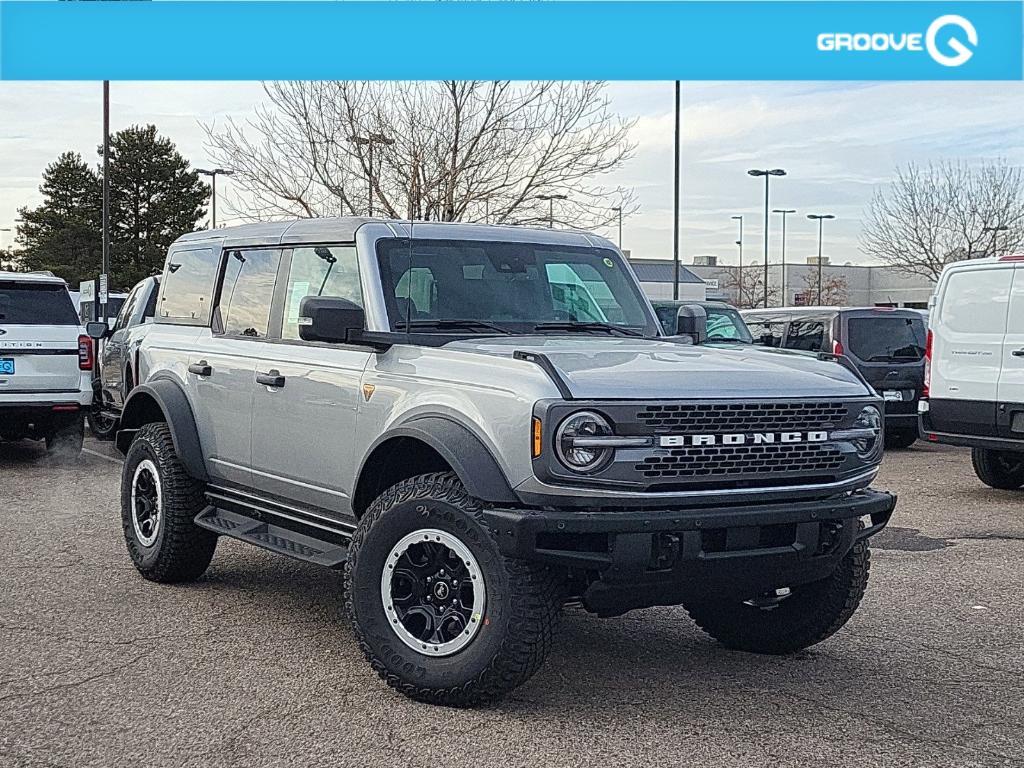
[0,270,67,285]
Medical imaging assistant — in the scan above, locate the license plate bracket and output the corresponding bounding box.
[883,390,903,402]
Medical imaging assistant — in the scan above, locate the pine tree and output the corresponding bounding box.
[16,152,102,285]
[104,125,209,288]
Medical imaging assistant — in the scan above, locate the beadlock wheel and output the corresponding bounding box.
[380,528,486,657]
[131,458,163,548]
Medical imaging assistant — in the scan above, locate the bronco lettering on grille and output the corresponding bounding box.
[658,431,829,448]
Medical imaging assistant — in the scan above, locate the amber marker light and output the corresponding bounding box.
[532,418,543,458]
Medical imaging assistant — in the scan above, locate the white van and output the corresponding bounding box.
[920,255,1024,488]
[0,271,92,457]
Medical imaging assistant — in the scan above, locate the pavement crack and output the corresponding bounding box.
[0,650,152,704]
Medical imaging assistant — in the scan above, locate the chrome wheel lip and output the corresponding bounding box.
[131,459,162,548]
[380,528,486,658]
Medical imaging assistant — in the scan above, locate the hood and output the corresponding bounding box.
[443,336,871,399]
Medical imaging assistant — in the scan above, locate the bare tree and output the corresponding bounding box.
[722,267,780,309]
[798,271,849,306]
[861,160,1024,281]
[203,81,638,230]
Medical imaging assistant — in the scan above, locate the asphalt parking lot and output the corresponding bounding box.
[1,437,1022,768]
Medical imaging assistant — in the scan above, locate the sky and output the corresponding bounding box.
[1,80,1023,267]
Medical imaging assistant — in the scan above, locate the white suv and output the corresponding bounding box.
[921,255,1024,488]
[0,271,91,457]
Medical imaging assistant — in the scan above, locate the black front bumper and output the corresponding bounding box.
[482,489,896,613]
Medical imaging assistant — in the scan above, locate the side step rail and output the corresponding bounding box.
[194,506,350,569]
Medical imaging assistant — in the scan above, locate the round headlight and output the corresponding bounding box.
[555,411,613,473]
[853,405,883,459]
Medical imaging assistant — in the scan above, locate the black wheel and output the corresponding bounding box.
[972,447,1024,490]
[884,427,917,450]
[345,472,563,707]
[684,537,870,655]
[45,416,84,459]
[87,406,118,441]
[121,422,217,583]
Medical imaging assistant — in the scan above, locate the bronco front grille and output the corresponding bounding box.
[635,442,845,479]
[636,401,848,433]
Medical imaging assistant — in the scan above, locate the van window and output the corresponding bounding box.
[942,269,1013,334]
[747,316,785,347]
[159,248,217,325]
[282,245,361,340]
[785,320,825,352]
[0,282,79,325]
[847,316,926,362]
[219,249,282,338]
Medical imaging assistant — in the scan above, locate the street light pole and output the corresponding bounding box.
[773,208,796,306]
[196,168,235,229]
[611,206,623,248]
[537,194,567,228]
[747,168,786,308]
[349,133,395,217]
[102,81,110,321]
[673,80,681,300]
[731,215,743,305]
[807,213,835,305]
[982,225,1010,257]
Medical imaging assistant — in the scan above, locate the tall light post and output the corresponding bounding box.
[773,208,796,306]
[807,213,835,305]
[673,80,681,300]
[747,168,787,308]
[196,168,234,229]
[611,206,623,248]
[349,132,395,217]
[537,194,567,228]
[982,225,1010,257]
[102,81,110,321]
[731,215,744,305]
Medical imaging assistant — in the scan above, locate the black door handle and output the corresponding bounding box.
[188,361,212,376]
[256,370,285,388]
[1013,349,1024,357]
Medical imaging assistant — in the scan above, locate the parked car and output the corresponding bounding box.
[86,276,160,439]
[0,270,91,458]
[920,255,1024,489]
[112,218,894,706]
[743,306,927,449]
[651,300,754,344]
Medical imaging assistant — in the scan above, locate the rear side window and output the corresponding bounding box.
[941,269,1013,334]
[219,249,283,338]
[785,320,825,352]
[159,248,218,325]
[847,316,926,362]
[0,282,78,325]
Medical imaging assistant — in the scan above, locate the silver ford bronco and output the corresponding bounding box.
[115,218,895,706]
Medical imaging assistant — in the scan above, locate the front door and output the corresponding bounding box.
[249,244,371,518]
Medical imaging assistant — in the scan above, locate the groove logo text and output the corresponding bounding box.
[817,15,978,68]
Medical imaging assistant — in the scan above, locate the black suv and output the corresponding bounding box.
[742,307,927,449]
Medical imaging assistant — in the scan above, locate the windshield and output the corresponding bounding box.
[0,282,79,325]
[847,315,926,362]
[376,239,655,335]
[653,303,753,343]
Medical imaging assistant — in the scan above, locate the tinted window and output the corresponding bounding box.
[847,316,926,362]
[376,239,652,333]
[786,320,826,352]
[653,305,678,335]
[111,284,142,332]
[143,280,159,320]
[282,245,361,340]
[745,315,786,347]
[0,282,78,325]
[159,248,217,324]
[942,268,1013,334]
[219,249,282,338]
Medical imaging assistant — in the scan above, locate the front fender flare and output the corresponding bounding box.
[115,378,208,482]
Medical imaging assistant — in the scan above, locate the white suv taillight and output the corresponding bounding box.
[78,334,94,371]
[922,329,933,398]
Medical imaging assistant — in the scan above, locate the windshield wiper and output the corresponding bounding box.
[394,319,513,335]
[532,321,644,337]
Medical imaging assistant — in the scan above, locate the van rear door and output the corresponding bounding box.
[0,281,84,394]
[997,266,1024,437]
[842,310,926,406]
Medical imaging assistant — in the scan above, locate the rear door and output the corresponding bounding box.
[841,310,926,408]
[0,280,83,395]
[997,266,1024,435]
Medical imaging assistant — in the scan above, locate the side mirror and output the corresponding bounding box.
[298,296,365,344]
[675,305,708,345]
[85,321,109,340]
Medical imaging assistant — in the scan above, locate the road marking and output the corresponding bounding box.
[82,447,122,465]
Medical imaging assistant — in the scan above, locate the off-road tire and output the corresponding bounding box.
[884,427,917,450]
[972,447,1024,490]
[87,407,119,441]
[684,536,870,655]
[45,416,84,459]
[346,472,563,707]
[121,422,217,583]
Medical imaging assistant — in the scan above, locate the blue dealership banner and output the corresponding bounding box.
[0,1,1020,80]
